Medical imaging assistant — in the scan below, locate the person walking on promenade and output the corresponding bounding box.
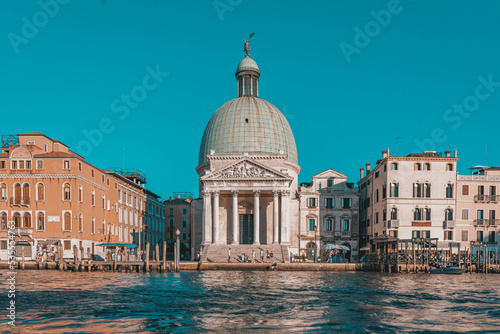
[252,250,255,263]
[228,248,231,263]
[260,249,264,263]
[266,250,270,262]
[270,251,274,262]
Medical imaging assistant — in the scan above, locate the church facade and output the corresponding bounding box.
[192,41,358,262]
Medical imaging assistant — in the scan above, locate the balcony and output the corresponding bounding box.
[474,195,488,203]
[387,220,399,229]
[14,228,33,235]
[443,220,455,229]
[9,197,30,206]
[489,219,500,226]
[474,219,487,226]
[490,195,499,202]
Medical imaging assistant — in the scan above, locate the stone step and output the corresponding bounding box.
[203,244,288,263]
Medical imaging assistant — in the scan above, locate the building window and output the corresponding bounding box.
[107,179,110,186]
[477,231,484,242]
[390,183,399,198]
[1,212,7,230]
[390,208,397,220]
[414,163,421,171]
[489,231,496,243]
[78,185,83,202]
[444,231,453,240]
[342,218,350,231]
[78,162,82,171]
[35,183,44,201]
[376,212,379,224]
[477,209,484,220]
[182,232,187,241]
[461,230,468,242]
[445,209,453,221]
[91,190,95,206]
[182,208,187,216]
[63,160,70,170]
[376,189,379,202]
[169,208,174,217]
[375,171,379,178]
[36,160,43,170]
[425,208,431,220]
[64,241,71,250]
[22,212,31,228]
[325,198,334,208]
[391,163,398,170]
[413,183,431,198]
[382,185,387,199]
[63,183,71,201]
[92,217,95,234]
[383,209,387,222]
[0,183,6,201]
[424,163,431,171]
[461,209,469,220]
[462,185,469,196]
[308,219,315,231]
[307,198,317,208]
[182,219,187,228]
[91,169,94,178]
[169,219,174,229]
[414,208,422,221]
[79,213,83,232]
[327,179,333,187]
[0,240,6,250]
[341,198,351,209]
[412,230,430,239]
[446,164,454,171]
[0,160,5,169]
[446,184,453,198]
[102,195,106,209]
[326,217,333,231]
[64,212,71,231]
[13,212,21,228]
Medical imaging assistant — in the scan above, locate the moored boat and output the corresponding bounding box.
[430,266,467,275]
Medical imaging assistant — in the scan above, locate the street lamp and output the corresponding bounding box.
[175,229,180,272]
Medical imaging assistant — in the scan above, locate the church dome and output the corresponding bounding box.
[236,57,259,73]
[198,96,298,165]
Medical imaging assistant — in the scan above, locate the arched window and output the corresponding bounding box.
[23,212,31,228]
[414,208,422,221]
[14,183,21,201]
[78,185,83,202]
[342,217,350,231]
[424,208,431,221]
[79,213,83,232]
[391,163,398,170]
[445,209,453,221]
[446,183,453,198]
[63,183,71,201]
[37,183,44,201]
[64,212,71,231]
[91,217,95,234]
[13,212,21,227]
[446,164,454,171]
[414,163,422,171]
[102,194,106,209]
[325,216,334,232]
[102,220,106,235]
[390,208,398,220]
[1,212,7,230]
[23,183,30,199]
[0,183,7,201]
[91,190,95,206]
[390,183,399,197]
[37,212,45,230]
[424,163,431,171]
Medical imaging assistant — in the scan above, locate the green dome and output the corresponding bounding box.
[198,96,298,165]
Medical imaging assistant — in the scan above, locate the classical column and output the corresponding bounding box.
[202,190,212,244]
[253,190,260,245]
[232,190,239,245]
[213,191,220,244]
[281,190,290,244]
[273,190,279,244]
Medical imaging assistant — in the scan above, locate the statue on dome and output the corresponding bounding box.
[243,33,254,57]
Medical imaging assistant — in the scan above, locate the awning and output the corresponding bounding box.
[360,246,370,251]
[97,243,137,248]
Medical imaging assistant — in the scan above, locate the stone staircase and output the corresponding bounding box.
[202,244,289,263]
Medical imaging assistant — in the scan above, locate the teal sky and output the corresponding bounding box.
[1,1,499,197]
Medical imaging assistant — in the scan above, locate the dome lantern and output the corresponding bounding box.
[236,36,260,97]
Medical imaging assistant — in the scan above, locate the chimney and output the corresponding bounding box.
[454,148,458,158]
[445,150,451,157]
[178,194,180,199]
[382,150,388,159]
[366,163,371,174]
[360,168,365,179]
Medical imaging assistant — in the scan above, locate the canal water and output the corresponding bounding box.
[2,270,500,333]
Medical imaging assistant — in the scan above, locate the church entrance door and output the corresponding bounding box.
[239,214,254,244]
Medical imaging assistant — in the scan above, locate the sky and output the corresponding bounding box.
[1,0,500,198]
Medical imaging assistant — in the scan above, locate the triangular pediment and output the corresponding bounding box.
[201,158,293,181]
[313,168,347,179]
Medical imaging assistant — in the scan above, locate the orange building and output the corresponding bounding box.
[0,133,146,260]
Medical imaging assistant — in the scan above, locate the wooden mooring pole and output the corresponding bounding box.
[145,242,150,272]
[21,246,25,270]
[162,241,167,273]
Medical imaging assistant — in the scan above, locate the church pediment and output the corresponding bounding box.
[201,158,293,181]
[313,168,347,179]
